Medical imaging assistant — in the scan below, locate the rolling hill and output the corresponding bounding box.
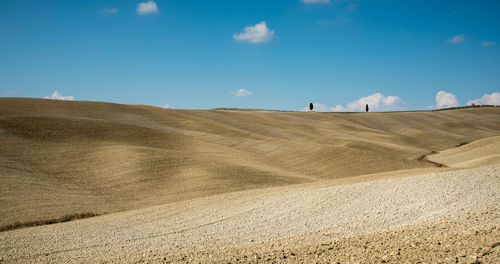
[1,98,500,228]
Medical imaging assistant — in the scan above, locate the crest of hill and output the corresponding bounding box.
[1,98,500,228]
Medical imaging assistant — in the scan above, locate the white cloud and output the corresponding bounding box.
[233,21,275,44]
[482,41,496,46]
[302,93,402,112]
[466,92,500,106]
[446,34,466,44]
[100,7,118,15]
[231,89,253,97]
[336,93,402,112]
[301,0,330,3]
[434,91,459,108]
[137,1,158,15]
[44,91,74,101]
[163,104,172,109]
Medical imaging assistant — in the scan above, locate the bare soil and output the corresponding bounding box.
[0,98,499,263]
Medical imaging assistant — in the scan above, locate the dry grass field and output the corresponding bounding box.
[0,98,499,263]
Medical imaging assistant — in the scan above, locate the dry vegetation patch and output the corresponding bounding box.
[0,212,101,232]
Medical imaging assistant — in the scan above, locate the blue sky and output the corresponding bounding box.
[1,0,499,111]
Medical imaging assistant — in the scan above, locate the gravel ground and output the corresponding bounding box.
[1,166,499,263]
[158,209,500,263]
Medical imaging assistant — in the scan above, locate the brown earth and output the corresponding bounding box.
[1,167,498,263]
[428,135,500,168]
[162,209,499,264]
[0,98,499,263]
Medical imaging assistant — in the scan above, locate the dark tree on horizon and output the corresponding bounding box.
[309,103,313,111]
[366,104,369,112]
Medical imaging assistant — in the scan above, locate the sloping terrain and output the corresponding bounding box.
[428,135,500,168]
[1,98,500,228]
[1,166,498,263]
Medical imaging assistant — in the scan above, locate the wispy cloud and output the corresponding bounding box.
[317,1,358,25]
[466,92,500,106]
[482,41,496,46]
[302,93,403,112]
[44,91,74,101]
[163,104,173,109]
[100,7,118,15]
[233,22,275,44]
[2,90,19,95]
[446,34,466,44]
[347,2,359,12]
[318,14,351,25]
[301,0,331,4]
[137,1,158,15]
[231,89,253,97]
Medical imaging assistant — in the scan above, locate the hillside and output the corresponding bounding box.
[428,135,500,168]
[1,98,500,228]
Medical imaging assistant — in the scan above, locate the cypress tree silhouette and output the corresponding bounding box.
[365,104,369,112]
[309,103,313,111]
